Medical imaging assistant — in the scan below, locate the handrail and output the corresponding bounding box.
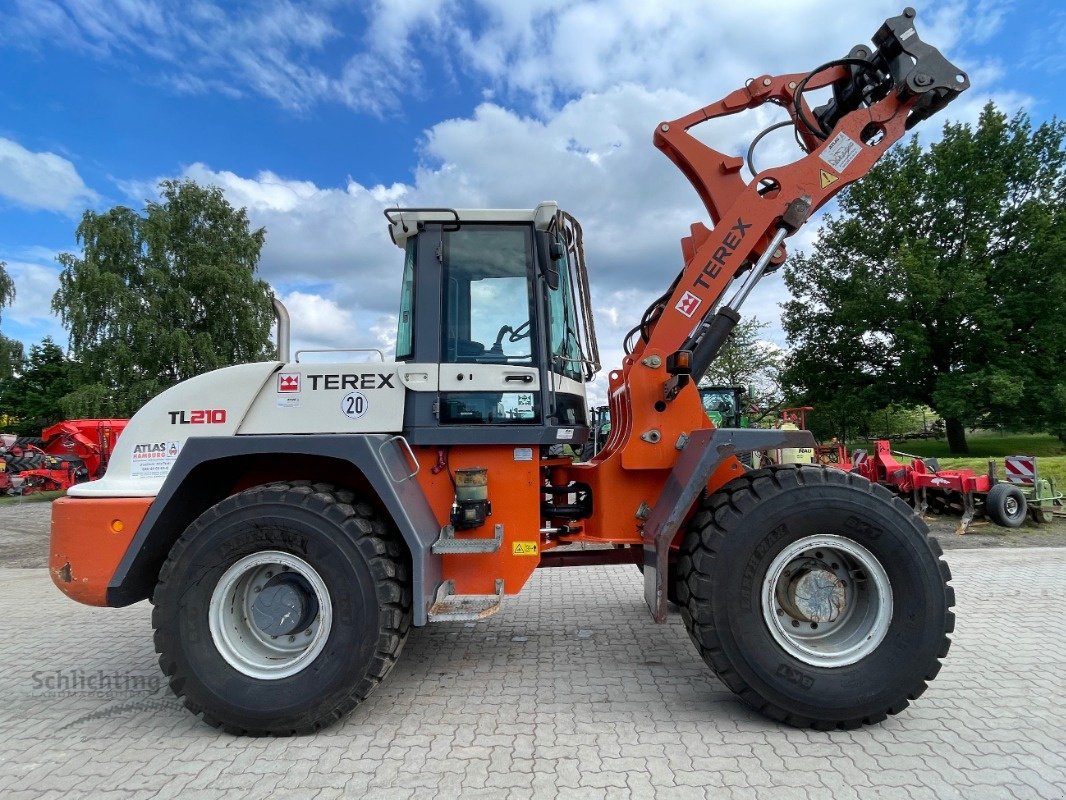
[295,348,386,363]
[272,297,290,362]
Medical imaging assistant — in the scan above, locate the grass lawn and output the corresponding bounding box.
[853,433,1066,485]
[0,490,65,506]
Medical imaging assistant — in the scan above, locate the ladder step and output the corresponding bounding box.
[428,579,505,622]
[431,523,503,554]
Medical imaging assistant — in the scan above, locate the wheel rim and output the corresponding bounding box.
[1004,496,1020,517]
[209,551,333,680]
[761,535,893,668]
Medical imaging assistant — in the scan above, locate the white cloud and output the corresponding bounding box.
[2,0,1008,118]
[0,138,98,214]
[12,0,1030,406]
[3,261,60,324]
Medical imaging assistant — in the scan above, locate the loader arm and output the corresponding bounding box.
[596,6,968,470]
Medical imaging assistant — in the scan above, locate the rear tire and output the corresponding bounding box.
[152,481,411,735]
[5,452,44,473]
[984,483,1027,528]
[676,465,954,729]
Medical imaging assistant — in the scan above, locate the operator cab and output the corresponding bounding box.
[385,203,599,447]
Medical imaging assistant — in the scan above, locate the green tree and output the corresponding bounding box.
[700,316,784,422]
[0,260,24,384]
[782,104,1066,453]
[0,337,81,436]
[53,180,276,415]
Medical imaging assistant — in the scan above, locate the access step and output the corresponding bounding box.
[428,579,505,622]
[431,523,503,554]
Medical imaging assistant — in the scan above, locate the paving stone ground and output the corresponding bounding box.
[0,546,1063,799]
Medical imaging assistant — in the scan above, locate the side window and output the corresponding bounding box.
[546,233,583,382]
[395,239,416,361]
[442,226,534,364]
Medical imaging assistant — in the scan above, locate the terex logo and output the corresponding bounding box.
[167,410,227,425]
[307,373,395,390]
[692,217,752,289]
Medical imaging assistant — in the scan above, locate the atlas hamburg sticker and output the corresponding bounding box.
[131,441,181,479]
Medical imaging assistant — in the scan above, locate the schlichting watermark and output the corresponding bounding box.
[31,669,162,699]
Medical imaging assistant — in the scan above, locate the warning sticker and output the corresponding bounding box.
[512,541,539,556]
[820,132,861,173]
[131,441,181,479]
[819,169,838,189]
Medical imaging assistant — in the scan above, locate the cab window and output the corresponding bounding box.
[442,226,535,365]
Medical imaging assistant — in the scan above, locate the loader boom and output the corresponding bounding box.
[597,6,968,471]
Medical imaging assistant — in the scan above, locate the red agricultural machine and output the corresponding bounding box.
[851,440,1061,531]
[761,409,1057,532]
[0,419,127,494]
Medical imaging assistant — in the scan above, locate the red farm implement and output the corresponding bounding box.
[850,440,1051,532]
[0,419,127,495]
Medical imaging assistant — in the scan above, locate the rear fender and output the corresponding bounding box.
[108,434,441,626]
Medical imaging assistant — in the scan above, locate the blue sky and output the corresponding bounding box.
[0,0,1062,397]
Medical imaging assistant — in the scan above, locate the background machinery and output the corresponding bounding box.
[50,9,967,734]
[0,419,126,494]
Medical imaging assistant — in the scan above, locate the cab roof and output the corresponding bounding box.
[385,201,559,249]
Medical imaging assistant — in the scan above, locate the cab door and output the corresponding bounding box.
[437,224,544,425]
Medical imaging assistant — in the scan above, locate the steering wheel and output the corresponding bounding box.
[487,320,532,357]
[506,320,531,342]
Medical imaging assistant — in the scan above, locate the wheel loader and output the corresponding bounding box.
[50,8,967,734]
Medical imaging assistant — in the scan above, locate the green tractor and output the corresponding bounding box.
[699,385,749,428]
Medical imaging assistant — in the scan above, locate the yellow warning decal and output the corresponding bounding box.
[512,541,539,556]
[819,169,838,189]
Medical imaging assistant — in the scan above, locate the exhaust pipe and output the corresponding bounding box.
[273,296,291,362]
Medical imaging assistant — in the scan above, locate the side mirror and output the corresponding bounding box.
[536,231,561,290]
[544,265,560,291]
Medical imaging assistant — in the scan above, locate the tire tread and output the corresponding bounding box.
[152,480,411,736]
[676,464,954,730]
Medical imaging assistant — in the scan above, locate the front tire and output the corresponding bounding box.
[152,481,411,735]
[676,466,954,729]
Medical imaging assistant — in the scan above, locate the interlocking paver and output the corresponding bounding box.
[0,546,1064,799]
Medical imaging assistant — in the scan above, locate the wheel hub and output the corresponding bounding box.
[208,551,333,680]
[762,535,893,668]
[250,572,320,638]
[780,564,846,623]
